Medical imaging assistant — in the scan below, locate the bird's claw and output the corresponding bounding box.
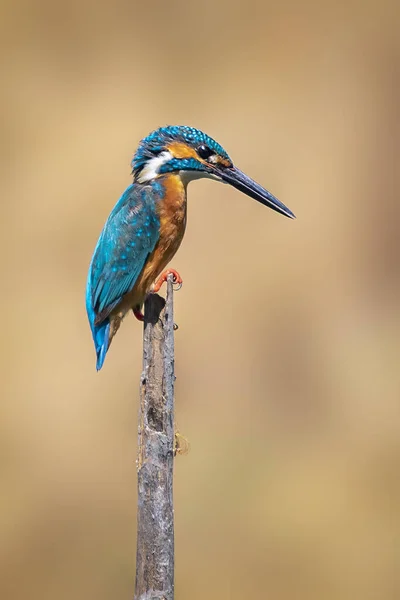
[153,269,183,294]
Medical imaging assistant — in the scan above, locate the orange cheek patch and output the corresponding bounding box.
[167,141,199,159]
[167,141,232,168]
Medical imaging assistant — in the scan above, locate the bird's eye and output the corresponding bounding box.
[197,144,214,160]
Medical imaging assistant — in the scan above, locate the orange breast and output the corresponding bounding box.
[130,174,187,304]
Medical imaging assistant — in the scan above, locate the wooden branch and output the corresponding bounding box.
[134,276,175,600]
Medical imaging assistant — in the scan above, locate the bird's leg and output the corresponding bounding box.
[133,270,182,325]
[132,307,144,322]
[152,268,183,293]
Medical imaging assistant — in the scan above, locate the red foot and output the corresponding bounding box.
[133,308,144,322]
[153,269,183,293]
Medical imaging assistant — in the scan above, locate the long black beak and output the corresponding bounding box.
[218,166,295,219]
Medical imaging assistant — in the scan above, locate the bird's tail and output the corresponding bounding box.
[86,278,111,371]
[93,319,111,371]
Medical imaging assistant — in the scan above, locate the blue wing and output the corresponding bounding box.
[86,183,160,368]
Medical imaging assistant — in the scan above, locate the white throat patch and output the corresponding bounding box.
[137,150,173,183]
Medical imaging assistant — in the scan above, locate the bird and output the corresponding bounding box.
[86,125,295,370]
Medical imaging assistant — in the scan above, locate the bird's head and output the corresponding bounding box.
[131,125,295,218]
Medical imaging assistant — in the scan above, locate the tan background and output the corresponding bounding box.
[1,0,400,598]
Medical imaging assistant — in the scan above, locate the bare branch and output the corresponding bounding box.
[134,276,175,600]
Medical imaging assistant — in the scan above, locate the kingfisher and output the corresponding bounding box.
[86,125,295,370]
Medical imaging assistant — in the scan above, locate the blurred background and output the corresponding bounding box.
[1,0,400,598]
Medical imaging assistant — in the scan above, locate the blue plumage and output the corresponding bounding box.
[86,183,160,370]
[159,157,204,174]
